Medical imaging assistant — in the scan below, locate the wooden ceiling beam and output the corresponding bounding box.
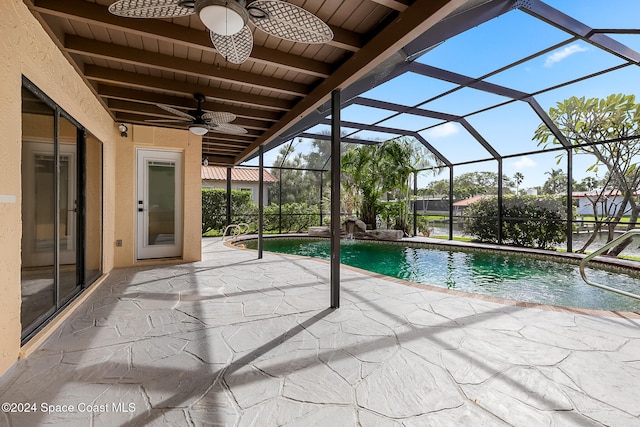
[366,0,411,12]
[65,35,308,97]
[200,145,241,155]
[236,0,467,162]
[85,65,293,111]
[328,26,364,52]
[31,0,335,77]
[203,134,256,144]
[203,141,251,149]
[97,85,281,122]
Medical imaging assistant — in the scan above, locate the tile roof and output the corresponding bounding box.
[572,190,640,198]
[201,166,278,183]
[453,195,492,207]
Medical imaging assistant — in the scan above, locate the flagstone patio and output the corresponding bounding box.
[1,237,639,426]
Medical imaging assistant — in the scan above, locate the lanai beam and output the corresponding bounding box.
[518,0,640,64]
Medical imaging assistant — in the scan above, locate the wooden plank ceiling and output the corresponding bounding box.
[26,0,462,165]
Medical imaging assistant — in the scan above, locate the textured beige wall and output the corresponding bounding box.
[0,0,202,377]
[113,125,202,267]
[0,0,114,376]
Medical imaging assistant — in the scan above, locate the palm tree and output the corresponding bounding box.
[513,172,524,195]
[543,168,566,194]
[340,138,437,231]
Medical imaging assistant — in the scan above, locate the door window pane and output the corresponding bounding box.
[148,161,176,245]
[59,116,78,301]
[21,86,56,329]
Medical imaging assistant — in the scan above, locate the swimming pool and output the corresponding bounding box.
[243,238,640,312]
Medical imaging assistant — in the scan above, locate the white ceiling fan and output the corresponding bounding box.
[108,0,334,64]
[146,93,248,136]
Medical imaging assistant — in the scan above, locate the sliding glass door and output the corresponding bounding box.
[21,78,102,342]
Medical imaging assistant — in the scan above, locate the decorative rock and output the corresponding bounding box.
[308,226,330,237]
[362,229,403,240]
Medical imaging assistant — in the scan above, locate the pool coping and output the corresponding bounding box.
[228,234,640,319]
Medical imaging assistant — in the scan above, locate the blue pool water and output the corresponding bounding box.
[244,238,640,312]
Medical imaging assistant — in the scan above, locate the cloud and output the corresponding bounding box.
[512,156,536,169]
[425,122,459,139]
[544,44,588,67]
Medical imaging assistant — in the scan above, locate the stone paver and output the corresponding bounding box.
[1,237,639,426]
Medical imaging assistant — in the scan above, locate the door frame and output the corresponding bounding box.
[136,149,183,260]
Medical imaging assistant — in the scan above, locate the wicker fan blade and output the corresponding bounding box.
[210,26,253,64]
[155,104,197,120]
[209,123,248,135]
[108,0,194,19]
[248,0,333,44]
[202,111,236,124]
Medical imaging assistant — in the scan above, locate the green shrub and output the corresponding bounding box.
[202,188,257,234]
[464,195,568,249]
[263,202,320,233]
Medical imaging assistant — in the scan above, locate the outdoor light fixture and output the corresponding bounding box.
[203,157,209,166]
[195,0,248,36]
[118,123,128,137]
[189,124,209,136]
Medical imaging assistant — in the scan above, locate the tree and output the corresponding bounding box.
[422,179,450,198]
[513,172,524,195]
[422,172,513,200]
[541,168,567,195]
[341,138,437,231]
[269,142,318,205]
[533,94,640,255]
[573,175,600,192]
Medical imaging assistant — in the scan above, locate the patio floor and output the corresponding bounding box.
[1,238,640,426]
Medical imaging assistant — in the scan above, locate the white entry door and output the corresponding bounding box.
[136,149,183,259]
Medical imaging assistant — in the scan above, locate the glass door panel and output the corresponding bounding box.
[20,80,98,343]
[21,88,56,330]
[59,117,78,301]
[148,163,176,246]
[137,149,183,259]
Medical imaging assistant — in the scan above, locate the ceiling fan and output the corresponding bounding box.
[108,0,334,64]
[147,93,248,136]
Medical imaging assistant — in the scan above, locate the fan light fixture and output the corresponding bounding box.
[195,0,248,36]
[109,0,333,64]
[189,124,209,136]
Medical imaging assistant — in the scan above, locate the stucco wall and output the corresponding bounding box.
[0,0,114,376]
[113,125,202,267]
[0,0,203,377]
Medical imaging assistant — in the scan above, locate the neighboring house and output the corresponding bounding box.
[202,166,278,205]
[453,195,492,215]
[573,190,640,216]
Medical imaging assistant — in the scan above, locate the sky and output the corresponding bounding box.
[242,0,640,191]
